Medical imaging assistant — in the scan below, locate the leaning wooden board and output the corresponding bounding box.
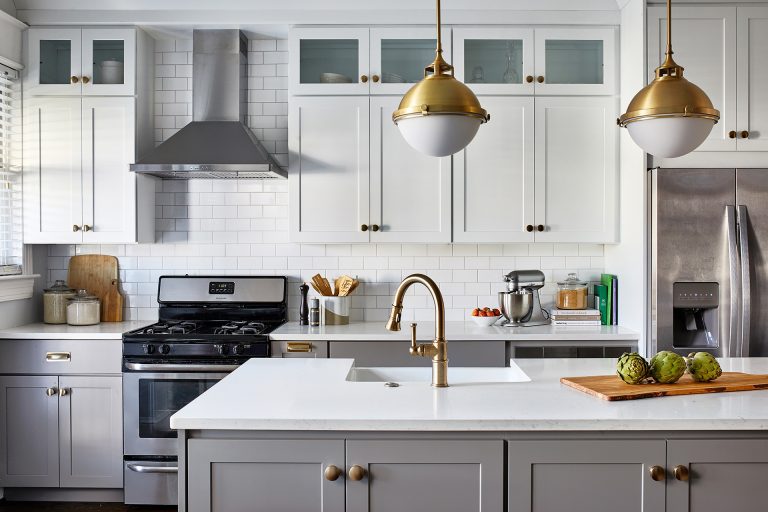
[561,372,768,401]
[67,255,124,322]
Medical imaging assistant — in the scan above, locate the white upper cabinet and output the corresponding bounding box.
[27,27,136,96]
[648,6,736,152]
[534,97,618,243]
[737,6,768,151]
[454,96,535,243]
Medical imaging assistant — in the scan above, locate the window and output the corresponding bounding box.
[0,63,21,276]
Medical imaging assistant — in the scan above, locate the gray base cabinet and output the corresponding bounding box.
[329,341,506,367]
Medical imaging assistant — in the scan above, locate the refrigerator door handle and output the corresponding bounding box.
[726,205,739,357]
[738,205,751,356]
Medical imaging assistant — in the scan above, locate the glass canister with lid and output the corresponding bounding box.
[43,280,76,324]
[66,289,101,326]
[555,273,589,310]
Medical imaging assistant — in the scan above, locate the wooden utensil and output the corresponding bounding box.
[561,372,768,401]
[67,255,123,322]
[101,279,124,322]
[337,275,356,296]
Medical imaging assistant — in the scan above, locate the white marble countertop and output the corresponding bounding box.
[0,321,147,339]
[170,357,768,432]
[270,321,639,342]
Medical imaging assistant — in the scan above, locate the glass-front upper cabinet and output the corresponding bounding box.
[27,27,136,96]
[534,28,616,95]
[454,28,535,95]
[289,28,371,95]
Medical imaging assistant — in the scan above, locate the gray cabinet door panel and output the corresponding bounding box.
[187,439,345,512]
[346,439,504,512]
[508,440,666,512]
[330,341,506,367]
[59,376,123,488]
[0,375,60,487]
[667,439,768,511]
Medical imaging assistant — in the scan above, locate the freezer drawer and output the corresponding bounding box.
[124,460,178,505]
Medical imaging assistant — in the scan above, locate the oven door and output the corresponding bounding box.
[123,368,231,456]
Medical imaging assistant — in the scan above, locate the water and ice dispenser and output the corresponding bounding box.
[672,282,719,349]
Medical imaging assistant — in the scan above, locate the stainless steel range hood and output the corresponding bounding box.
[130,30,286,179]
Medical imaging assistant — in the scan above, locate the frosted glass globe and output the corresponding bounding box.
[396,115,482,157]
[626,116,716,158]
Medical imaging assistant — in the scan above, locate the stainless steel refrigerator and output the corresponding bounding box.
[650,168,768,357]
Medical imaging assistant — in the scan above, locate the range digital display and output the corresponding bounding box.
[209,281,235,295]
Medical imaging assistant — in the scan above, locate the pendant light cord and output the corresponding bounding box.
[666,0,673,57]
[435,0,443,55]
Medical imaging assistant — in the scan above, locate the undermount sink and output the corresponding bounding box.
[346,360,530,384]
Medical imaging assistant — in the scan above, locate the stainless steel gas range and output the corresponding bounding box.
[122,275,287,505]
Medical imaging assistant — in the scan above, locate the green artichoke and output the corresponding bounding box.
[616,352,650,384]
[649,351,687,384]
[686,352,722,382]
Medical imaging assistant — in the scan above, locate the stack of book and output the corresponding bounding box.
[594,273,619,325]
[550,308,602,326]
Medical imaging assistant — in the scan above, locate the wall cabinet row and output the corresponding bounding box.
[289,95,617,244]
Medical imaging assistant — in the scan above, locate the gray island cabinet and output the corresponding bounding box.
[172,358,768,512]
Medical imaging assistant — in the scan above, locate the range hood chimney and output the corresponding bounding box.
[130,30,286,179]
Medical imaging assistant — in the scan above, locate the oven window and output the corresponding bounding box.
[138,379,219,438]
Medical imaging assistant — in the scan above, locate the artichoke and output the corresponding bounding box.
[616,352,650,384]
[649,351,687,384]
[686,352,722,382]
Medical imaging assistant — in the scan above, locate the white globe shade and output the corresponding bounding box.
[395,114,482,157]
[625,116,716,158]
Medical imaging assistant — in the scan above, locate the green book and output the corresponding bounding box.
[594,284,608,325]
[600,274,616,325]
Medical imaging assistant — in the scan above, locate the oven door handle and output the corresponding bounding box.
[124,362,241,372]
[126,462,179,474]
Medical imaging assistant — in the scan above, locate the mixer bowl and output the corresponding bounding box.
[498,290,533,324]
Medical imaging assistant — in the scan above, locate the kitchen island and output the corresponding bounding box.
[172,358,768,512]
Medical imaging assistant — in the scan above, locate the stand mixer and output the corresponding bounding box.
[498,270,551,327]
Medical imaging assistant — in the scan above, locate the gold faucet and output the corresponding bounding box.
[385,274,448,387]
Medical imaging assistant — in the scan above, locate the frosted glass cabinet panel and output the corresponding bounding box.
[28,28,83,96]
[454,28,535,95]
[370,27,446,95]
[289,28,370,95]
[544,40,604,84]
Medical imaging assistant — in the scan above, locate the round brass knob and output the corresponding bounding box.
[348,465,366,481]
[537,75,545,83]
[526,224,534,232]
[46,387,57,397]
[70,76,79,84]
[372,75,380,83]
[361,75,368,83]
[371,224,380,232]
[59,388,68,397]
[741,130,750,139]
[361,224,369,232]
[72,225,81,232]
[83,224,92,232]
[525,75,534,83]
[537,224,545,232]
[673,464,689,481]
[649,465,666,482]
[729,130,737,139]
[81,76,90,84]
[324,465,342,481]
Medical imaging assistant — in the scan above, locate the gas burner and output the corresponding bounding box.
[168,321,197,334]
[236,322,266,335]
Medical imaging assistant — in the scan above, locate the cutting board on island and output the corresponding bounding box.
[561,373,768,401]
[67,255,124,322]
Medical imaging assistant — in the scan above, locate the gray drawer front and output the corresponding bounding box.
[0,339,122,374]
[329,341,506,367]
[270,341,328,359]
[124,461,178,506]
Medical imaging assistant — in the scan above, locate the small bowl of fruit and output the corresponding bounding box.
[470,307,502,327]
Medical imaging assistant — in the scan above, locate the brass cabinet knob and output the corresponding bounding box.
[673,464,689,481]
[536,224,545,232]
[324,465,342,481]
[46,387,57,397]
[70,76,79,84]
[741,130,750,139]
[372,74,380,83]
[729,130,737,139]
[83,224,92,232]
[81,76,90,84]
[361,224,369,232]
[526,224,534,232]
[348,465,366,481]
[649,465,666,482]
[59,388,68,397]
[537,75,545,83]
[525,75,534,83]
[371,224,380,232]
[361,75,368,83]
[72,225,81,232]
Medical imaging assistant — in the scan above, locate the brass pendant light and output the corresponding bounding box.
[619,0,719,158]
[392,0,490,157]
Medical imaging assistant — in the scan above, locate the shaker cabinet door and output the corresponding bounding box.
[737,7,768,151]
[80,28,136,96]
[26,28,84,96]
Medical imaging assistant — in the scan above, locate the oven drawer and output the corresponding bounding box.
[124,460,178,505]
[0,339,122,374]
[271,340,328,358]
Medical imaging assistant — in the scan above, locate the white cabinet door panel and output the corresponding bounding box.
[26,28,83,96]
[81,28,136,96]
[737,7,768,151]
[370,27,448,96]
[370,96,451,243]
[454,96,534,243]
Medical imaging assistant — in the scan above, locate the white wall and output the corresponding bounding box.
[0,0,16,17]
[0,7,24,69]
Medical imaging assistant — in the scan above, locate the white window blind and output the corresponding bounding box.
[0,63,22,275]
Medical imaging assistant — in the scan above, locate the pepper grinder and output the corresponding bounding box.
[299,282,309,325]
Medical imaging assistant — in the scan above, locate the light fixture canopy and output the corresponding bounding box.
[618,0,719,158]
[392,0,489,157]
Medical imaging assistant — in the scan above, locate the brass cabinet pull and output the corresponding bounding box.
[372,74,380,83]
[324,465,342,481]
[525,75,534,83]
[73,225,81,232]
[729,130,737,139]
[741,130,750,139]
[536,224,545,232]
[59,388,69,397]
[286,342,312,353]
[46,387,57,397]
[70,76,79,84]
[649,465,666,482]
[81,76,90,84]
[46,352,71,362]
[537,75,545,83]
[371,224,380,232]
[526,224,534,232]
[348,465,366,481]
[361,75,368,83]
[83,224,92,232]
[361,224,369,232]
[673,464,689,481]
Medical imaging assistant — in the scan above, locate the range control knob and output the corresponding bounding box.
[159,344,171,355]
[232,344,245,356]
[142,344,156,355]
[216,344,230,356]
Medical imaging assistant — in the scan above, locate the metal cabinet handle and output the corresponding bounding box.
[59,388,68,397]
[525,75,534,83]
[649,465,666,482]
[741,130,750,139]
[82,224,92,232]
[537,75,545,83]
[526,224,534,232]
[46,352,71,362]
[371,224,380,232]
[324,465,342,481]
[46,387,57,397]
[360,75,368,83]
[729,130,737,139]
[81,76,90,84]
[348,465,366,481]
[70,76,79,84]
[73,225,81,232]
[537,224,545,232]
[126,463,179,474]
[372,74,380,83]
[361,224,369,232]
[673,464,689,481]
[286,342,312,353]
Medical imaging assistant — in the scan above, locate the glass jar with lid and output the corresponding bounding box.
[66,289,101,326]
[43,280,76,324]
[555,273,589,310]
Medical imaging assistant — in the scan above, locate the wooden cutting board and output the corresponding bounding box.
[67,255,123,322]
[561,372,768,401]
